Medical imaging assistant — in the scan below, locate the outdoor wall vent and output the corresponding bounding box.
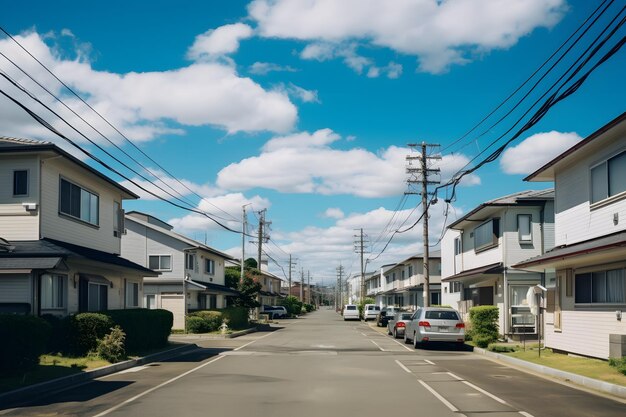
[22,203,38,211]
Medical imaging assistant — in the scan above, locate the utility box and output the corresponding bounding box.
[609,334,626,358]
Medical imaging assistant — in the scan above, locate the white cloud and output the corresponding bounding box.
[0,31,297,143]
[217,129,479,198]
[187,23,254,60]
[249,61,297,75]
[500,131,583,175]
[250,0,566,74]
[281,83,320,103]
[119,168,221,201]
[323,208,345,219]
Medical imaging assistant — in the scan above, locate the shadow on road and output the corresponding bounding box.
[414,342,475,352]
[162,347,230,363]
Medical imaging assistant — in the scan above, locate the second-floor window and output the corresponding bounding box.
[13,170,28,196]
[474,218,499,252]
[185,253,196,271]
[454,236,462,255]
[205,258,215,275]
[591,150,626,204]
[408,266,413,277]
[518,214,532,243]
[149,255,172,271]
[59,178,99,226]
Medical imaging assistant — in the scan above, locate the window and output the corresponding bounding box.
[451,281,462,293]
[41,274,66,309]
[430,292,441,306]
[401,270,406,280]
[205,259,215,275]
[149,255,172,271]
[126,281,139,307]
[185,253,196,270]
[13,170,28,196]
[113,202,124,237]
[145,294,156,309]
[474,219,500,251]
[59,178,99,226]
[575,269,626,304]
[518,214,532,242]
[591,151,626,203]
[88,283,108,311]
[408,266,413,277]
[209,294,217,309]
[454,237,462,255]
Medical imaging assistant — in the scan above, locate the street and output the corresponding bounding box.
[1,309,625,417]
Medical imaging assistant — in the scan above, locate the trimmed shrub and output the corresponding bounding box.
[303,303,315,313]
[280,296,303,316]
[97,326,126,363]
[0,314,51,371]
[186,316,209,333]
[609,357,626,376]
[216,307,248,329]
[105,309,173,353]
[469,305,499,346]
[191,311,223,332]
[70,313,114,356]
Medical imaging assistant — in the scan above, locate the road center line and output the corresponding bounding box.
[417,380,459,413]
[395,360,412,374]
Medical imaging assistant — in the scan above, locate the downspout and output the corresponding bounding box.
[502,209,509,339]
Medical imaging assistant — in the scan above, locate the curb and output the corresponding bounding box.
[474,347,626,399]
[168,326,259,341]
[0,343,198,409]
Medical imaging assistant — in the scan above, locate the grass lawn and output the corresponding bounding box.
[501,347,626,387]
[0,354,110,394]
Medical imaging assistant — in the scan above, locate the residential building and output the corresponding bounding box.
[122,211,237,329]
[514,113,626,359]
[441,190,555,339]
[379,252,442,310]
[0,137,155,316]
[365,270,382,304]
[256,266,284,306]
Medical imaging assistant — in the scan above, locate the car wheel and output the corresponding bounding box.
[413,333,421,349]
[404,332,410,344]
[393,328,397,339]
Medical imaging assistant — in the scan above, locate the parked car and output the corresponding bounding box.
[260,305,288,319]
[387,311,414,339]
[343,304,360,321]
[376,306,403,327]
[404,307,465,348]
[363,304,381,321]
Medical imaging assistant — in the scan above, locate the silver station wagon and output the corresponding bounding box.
[404,307,465,348]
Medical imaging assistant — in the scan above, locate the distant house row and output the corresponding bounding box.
[0,136,284,330]
[358,112,626,360]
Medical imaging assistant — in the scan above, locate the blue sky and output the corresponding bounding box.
[2,0,624,284]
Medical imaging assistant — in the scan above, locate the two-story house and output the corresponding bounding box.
[256,265,284,307]
[365,270,382,304]
[514,113,626,359]
[379,252,441,309]
[0,137,156,316]
[121,211,237,330]
[441,190,555,339]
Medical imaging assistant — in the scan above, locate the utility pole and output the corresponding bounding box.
[300,268,304,302]
[354,229,369,304]
[307,270,311,304]
[288,255,297,298]
[256,209,270,270]
[336,263,344,310]
[406,142,440,307]
[240,204,248,284]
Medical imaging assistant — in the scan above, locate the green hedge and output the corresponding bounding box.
[469,305,499,347]
[0,314,52,371]
[187,311,223,333]
[105,309,173,352]
[70,313,114,355]
[214,307,248,329]
[280,296,302,316]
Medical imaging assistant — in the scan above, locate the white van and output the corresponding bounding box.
[363,304,381,321]
[343,304,359,321]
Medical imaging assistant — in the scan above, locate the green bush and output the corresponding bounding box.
[97,326,126,363]
[280,296,303,316]
[216,307,248,329]
[304,303,315,312]
[191,311,223,331]
[186,316,208,333]
[609,357,626,376]
[41,314,72,353]
[469,305,499,346]
[105,309,173,353]
[0,314,52,371]
[70,313,114,355]
[488,343,518,353]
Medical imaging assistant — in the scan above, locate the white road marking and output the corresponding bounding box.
[519,412,535,417]
[389,336,414,351]
[91,328,278,417]
[424,359,435,365]
[447,372,463,381]
[117,365,149,374]
[395,360,412,374]
[418,380,459,412]
[461,380,509,405]
[370,339,387,351]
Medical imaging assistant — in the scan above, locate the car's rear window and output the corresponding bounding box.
[425,310,459,320]
[368,306,380,310]
[399,313,413,320]
[346,306,357,310]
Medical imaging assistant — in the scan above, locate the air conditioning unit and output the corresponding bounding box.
[22,203,38,211]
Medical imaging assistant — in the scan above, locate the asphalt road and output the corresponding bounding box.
[1,308,625,417]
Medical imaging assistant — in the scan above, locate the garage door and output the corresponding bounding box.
[161,294,185,330]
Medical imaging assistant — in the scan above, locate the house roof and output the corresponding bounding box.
[0,238,157,276]
[0,257,66,272]
[448,189,554,230]
[525,112,626,182]
[513,231,626,271]
[441,262,504,282]
[0,136,139,199]
[125,214,235,261]
[188,280,241,296]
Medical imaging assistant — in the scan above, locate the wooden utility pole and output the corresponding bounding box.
[354,229,368,304]
[240,205,248,284]
[406,142,440,307]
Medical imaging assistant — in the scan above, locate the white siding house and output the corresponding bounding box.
[379,253,442,310]
[441,190,554,338]
[121,211,237,330]
[0,137,156,316]
[515,112,626,359]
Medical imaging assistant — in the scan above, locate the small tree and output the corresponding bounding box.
[231,273,262,309]
[280,296,303,316]
[469,305,499,347]
[225,266,240,289]
[97,326,126,363]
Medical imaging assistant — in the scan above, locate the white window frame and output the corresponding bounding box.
[185,253,196,271]
[13,169,29,197]
[41,274,66,309]
[145,294,157,309]
[205,258,215,275]
[517,214,532,243]
[149,254,172,271]
[590,150,626,205]
[88,282,108,312]
[454,236,462,255]
[59,177,99,226]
